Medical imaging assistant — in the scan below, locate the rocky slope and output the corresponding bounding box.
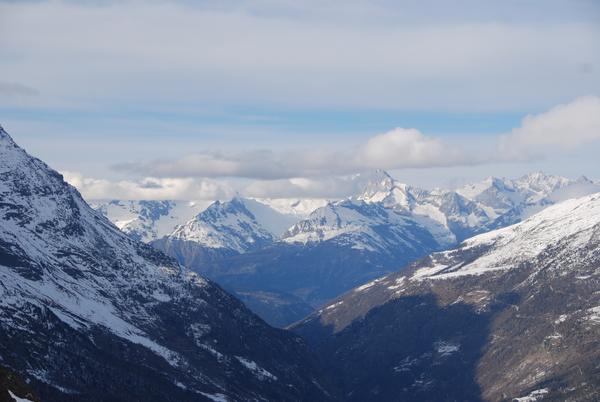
[293,193,600,401]
[0,126,337,402]
[0,366,39,402]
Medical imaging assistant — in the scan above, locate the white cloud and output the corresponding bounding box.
[56,96,600,199]
[356,128,474,169]
[62,171,235,201]
[499,96,600,158]
[243,176,358,199]
[114,128,474,179]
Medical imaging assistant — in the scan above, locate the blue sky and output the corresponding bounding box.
[1,0,599,198]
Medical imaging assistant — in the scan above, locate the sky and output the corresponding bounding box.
[1,0,599,200]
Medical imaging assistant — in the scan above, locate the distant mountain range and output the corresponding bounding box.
[0,127,336,401]
[93,170,599,326]
[293,193,600,401]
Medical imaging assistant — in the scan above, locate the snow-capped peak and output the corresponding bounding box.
[282,199,442,255]
[352,169,395,196]
[92,199,209,243]
[169,197,275,253]
[352,169,414,209]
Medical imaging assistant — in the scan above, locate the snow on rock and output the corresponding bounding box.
[169,197,275,253]
[0,126,335,402]
[92,200,209,243]
[8,390,35,402]
[434,341,460,357]
[250,197,329,220]
[235,356,278,381]
[409,193,600,280]
[94,196,313,246]
[282,199,442,256]
[514,388,549,402]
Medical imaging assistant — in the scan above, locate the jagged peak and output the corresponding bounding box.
[352,169,403,200]
[517,171,565,183]
[575,175,593,184]
[482,175,509,187]
[0,125,17,146]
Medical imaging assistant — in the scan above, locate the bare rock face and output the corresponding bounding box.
[293,194,600,401]
[0,126,337,402]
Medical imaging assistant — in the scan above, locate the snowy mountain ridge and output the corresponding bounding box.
[293,191,600,402]
[408,191,600,281]
[91,199,209,243]
[93,169,598,256]
[281,199,445,254]
[0,126,335,401]
[169,197,275,253]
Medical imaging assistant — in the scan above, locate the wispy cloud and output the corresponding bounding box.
[0,81,39,97]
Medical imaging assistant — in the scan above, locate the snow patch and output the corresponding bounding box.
[434,341,460,356]
[235,356,277,381]
[8,391,35,402]
[199,392,230,402]
[514,388,549,402]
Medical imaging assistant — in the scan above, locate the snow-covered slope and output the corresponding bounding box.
[294,193,600,401]
[251,197,329,218]
[168,197,275,253]
[456,171,599,221]
[93,196,313,245]
[282,199,445,254]
[411,193,600,280]
[92,199,208,242]
[0,126,335,402]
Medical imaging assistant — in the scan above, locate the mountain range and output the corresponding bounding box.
[94,170,599,326]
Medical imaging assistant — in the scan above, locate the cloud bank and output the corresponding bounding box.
[499,96,600,158]
[0,0,598,111]
[114,127,476,180]
[116,92,600,183]
[64,96,600,200]
[62,171,235,201]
